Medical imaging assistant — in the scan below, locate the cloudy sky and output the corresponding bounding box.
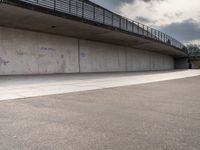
[90,0,200,45]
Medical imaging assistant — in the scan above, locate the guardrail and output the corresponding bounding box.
[1,0,186,52]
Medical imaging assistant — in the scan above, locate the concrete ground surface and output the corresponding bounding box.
[1,69,200,101]
[0,76,200,150]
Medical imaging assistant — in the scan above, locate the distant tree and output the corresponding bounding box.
[186,44,200,54]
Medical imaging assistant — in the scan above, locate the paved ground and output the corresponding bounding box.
[0,76,200,150]
[1,70,200,101]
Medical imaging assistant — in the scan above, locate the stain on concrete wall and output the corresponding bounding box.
[16,50,24,56]
[40,47,56,51]
[0,57,9,66]
[0,27,79,75]
[79,40,127,72]
[79,40,174,72]
[0,26,174,75]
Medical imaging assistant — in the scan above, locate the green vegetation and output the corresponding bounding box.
[186,44,200,54]
[187,44,200,68]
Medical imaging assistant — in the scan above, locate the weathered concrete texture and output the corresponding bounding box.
[0,26,174,75]
[0,27,79,75]
[80,40,126,72]
[126,48,174,71]
[80,41,174,73]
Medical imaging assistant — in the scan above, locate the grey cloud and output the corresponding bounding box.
[136,16,151,23]
[90,0,165,12]
[159,19,200,43]
[91,0,134,6]
[90,0,135,12]
[175,12,183,17]
[164,12,183,19]
[135,16,158,24]
[89,0,164,12]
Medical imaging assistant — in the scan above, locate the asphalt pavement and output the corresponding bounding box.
[0,76,200,150]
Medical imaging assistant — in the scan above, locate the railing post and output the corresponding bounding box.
[69,0,71,13]
[142,24,144,35]
[171,37,173,46]
[160,32,161,41]
[157,31,159,40]
[111,14,113,26]
[93,5,95,21]
[163,34,165,42]
[119,17,121,29]
[132,21,134,33]
[103,9,105,24]
[76,0,78,16]
[166,35,168,44]
[54,0,56,11]
[126,19,128,31]
[82,1,84,18]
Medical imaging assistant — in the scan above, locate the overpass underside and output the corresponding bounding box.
[189,57,200,69]
[0,0,187,75]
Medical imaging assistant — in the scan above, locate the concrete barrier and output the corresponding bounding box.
[0,26,174,75]
[79,40,126,72]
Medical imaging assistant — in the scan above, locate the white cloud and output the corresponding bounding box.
[187,39,200,45]
[119,0,200,27]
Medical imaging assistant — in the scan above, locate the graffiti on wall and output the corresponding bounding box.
[16,50,24,56]
[0,57,9,66]
[40,47,56,51]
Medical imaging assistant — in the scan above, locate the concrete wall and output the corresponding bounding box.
[0,27,79,75]
[80,40,126,72]
[0,27,174,75]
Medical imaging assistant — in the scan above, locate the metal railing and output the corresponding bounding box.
[2,0,186,51]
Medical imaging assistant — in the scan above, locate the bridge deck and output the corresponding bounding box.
[0,0,187,57]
